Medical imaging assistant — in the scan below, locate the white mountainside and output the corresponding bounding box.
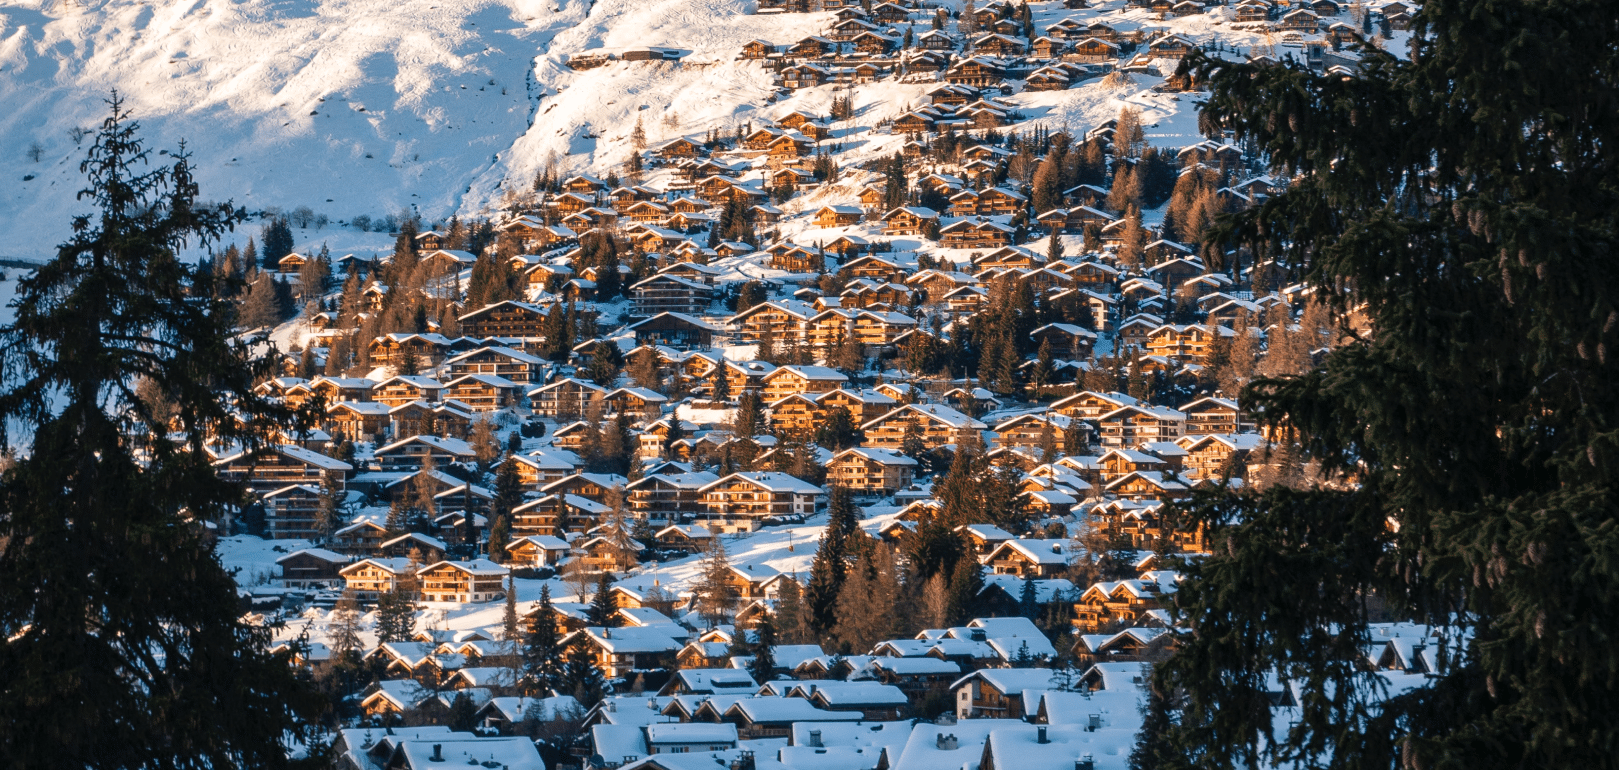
[0,0,1242,257]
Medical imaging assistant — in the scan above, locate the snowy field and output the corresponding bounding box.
[0,0,1271,257]
[221,499,911,649]
[0,268,19,326]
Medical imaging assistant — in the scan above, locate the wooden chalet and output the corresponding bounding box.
[861,403,987,451]
[826,447,918,494]
[459,300,554,339]
[527,378,606,419]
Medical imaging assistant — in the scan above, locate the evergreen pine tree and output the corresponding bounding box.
[502,576,522,642]
[329,590,366,663]
[1031,154,1063,213]
[709,364,732,402]
[749,613,778,684]
[945,550,984,625]
[734,390,765,437]
[487,515,511,562]
[239,272,284,329]
[596,249,623,300]
[562,640,606,708]
[523,584,565,695]
[314,473,345,544]
[394,216,420,262]
[374,578,418,643]
[694,535,740,628]
[1127,686,1184,770]
[447,692,478,732]
[588,572,619,627]
[803,487,857,639]
[935,446,980,528]
[0,101,323,767]
[243,236,258,274]
[831,544,899,654]
[883,152,908,211]
[813,407,861,451]
[773,576,811,645]
[489,460,523,553]
[661,417,687,459]
[1031,336,1056,399]
[1018,576,1039,619]
[262,215,294,269]
[1153,5,1619,767]
[1009,640,1035,668]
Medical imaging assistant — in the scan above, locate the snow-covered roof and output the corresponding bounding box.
[508,535,571,552]
[668,668,758,693]
[769,364,849,382]
[340,557,414,576]
[867,657,962,676]
[726,697,863,724]
[832,446,918,466]
[420,558,509,576]
[591,724,648,763]
[645,722,739,745]
[213,443,354,471]
[274,547,351,565]
[568,625,683,654]
[700,471,823,494]
[479,695,581,724]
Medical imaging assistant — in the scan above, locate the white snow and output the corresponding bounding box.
[0,0,1294,257]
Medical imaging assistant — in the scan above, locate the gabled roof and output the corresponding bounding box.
[724,697,863,725]
[566,625,683,654]
[380,531,449,552]
[1050,389,1138,411]
[1176,432,1265,452]
[831,446,918,466]
[863,403,987,431]
[374,374,446,391]
[700,471,823,494]
[1098,404,1188,422]
[983,538,1077,565]
[445,345,546,366]
[275,547,351,565]
[606,386,670,404]
[734,299,818,323]
[457,299,553,323]
[946,665,1060,693]
[340,557,415,576]
[444,373,520,389]
[511,446,583,470]
[1104,470,1189,492]
[527,376,608,397]
[212,443,354,471]
[765,365,849,383]
[955,523,1016,541]
[373,434,476,457]
[540,472,629,493]
[419,558,509,577]
[508,534,572,552]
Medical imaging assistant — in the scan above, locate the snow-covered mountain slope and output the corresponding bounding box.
[0,0,574,255]
[0,0,1242,257]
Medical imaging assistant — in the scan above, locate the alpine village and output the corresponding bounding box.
[2,0,1606,769]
